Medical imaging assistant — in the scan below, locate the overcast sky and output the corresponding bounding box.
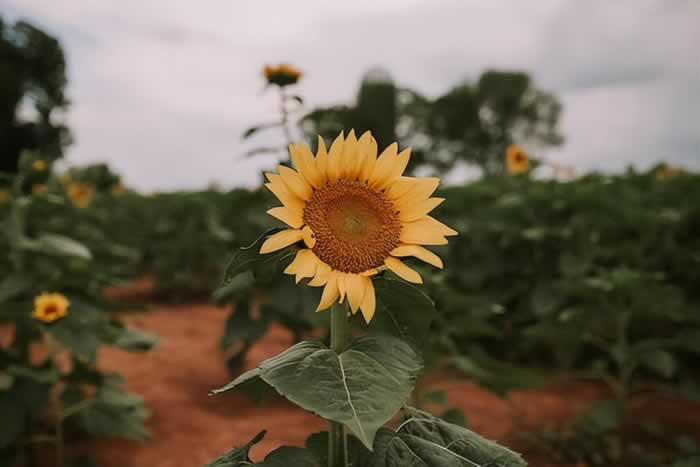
[4,0,699,190]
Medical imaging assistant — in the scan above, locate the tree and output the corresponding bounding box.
[0,17,70,174]
[428,71,563,174]
[302,68,397,153]
[303,68,563,175]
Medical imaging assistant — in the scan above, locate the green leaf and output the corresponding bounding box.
[369,408,527,467]
[7,365,60,384]
[0,275,31,302]
[576,399,623,434]
[211,336,423,449]
[33,233,92,260]
[70,386,149,440]
[205,431,266,466]
[641,349,676,378]
[205,431,319,467]
[370,277,436,350]
[111,325,159,352]
[217,228,297,296]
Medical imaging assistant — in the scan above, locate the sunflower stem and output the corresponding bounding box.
[329,302,351,467]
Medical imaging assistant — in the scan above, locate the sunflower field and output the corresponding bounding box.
[2,13,700,467]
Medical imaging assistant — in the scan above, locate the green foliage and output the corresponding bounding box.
[0,16,71,173]
[0,165,155,463]
[303,69,562,174]
[212,336,423,449]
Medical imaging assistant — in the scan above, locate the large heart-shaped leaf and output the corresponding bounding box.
[211,336,423,449]
[368,408,527,467]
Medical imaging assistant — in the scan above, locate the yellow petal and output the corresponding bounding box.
[260,229,303,254]
[359,134,378,182]
[284,249,319,283]
[317,272,340,312]
[315,136,329,184]
[302,225,316,248]
[327,132,345,182]
[374,148,411,191]
[278,165,312,201]
[385,176,418,200]
[359,277,376,323]
[290,143,323,189]
[394,177,441,210]
[345,274,367,315]
[368,142,397,188]
[267,206,303,229]
[339,130,358,179]
[337,273,347,303]
[399,197,445,222]
[360,268,380,277]
[390,244,443,269]
[385,257,423,284]
[400,216,457,245]
[265,175,304,212]
[309,261,332,287]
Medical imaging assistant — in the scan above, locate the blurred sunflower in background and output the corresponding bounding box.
[655,163,684,180]
[263,63,303,87]
[505,144,529,175]
[32,292,69,323]
[260,130,457,322]
[0,189,9,204]
[67,183,94,208]
[32,159,48,171]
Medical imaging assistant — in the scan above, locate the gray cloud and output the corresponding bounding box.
[4,0,698,189]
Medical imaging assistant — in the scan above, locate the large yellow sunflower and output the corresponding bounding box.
[259,130,457,323]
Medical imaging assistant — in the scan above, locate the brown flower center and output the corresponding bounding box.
[303,180,401,273]
[44,304,58,317]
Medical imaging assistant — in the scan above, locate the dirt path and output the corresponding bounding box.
[93,302,699,467]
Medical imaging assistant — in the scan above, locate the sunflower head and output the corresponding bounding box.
[32,292,69,323]
[32,160,48,171]
[505,144,529,175]
[0,190,9,204]
[67,183,94,208]
[259,130,457,323]
[263,63,303,87]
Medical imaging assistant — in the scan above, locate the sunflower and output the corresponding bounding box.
[32,160,48,171]
[505,144,529,175]
[263,63,303,87]
[0,190,9,204]
[67,183,94,208]
[32,292,69,323]
[259,131,457,322]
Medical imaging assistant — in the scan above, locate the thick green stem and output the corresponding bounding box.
[329,303,351,467]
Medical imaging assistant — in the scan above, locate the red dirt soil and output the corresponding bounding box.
[94,302,700,467]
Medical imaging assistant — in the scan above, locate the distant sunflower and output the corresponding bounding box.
[505,144,529,175]
[260,131,457,322]
[32,292,69,323]
[67,183,94,208]
[0,190,9,204]
[263,63,303,87]
[32,160,47,171]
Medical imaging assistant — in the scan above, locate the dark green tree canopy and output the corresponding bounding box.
[0,16,70,174]
[303,68,563,175]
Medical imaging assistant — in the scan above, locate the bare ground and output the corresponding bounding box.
[93,302,700,467]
